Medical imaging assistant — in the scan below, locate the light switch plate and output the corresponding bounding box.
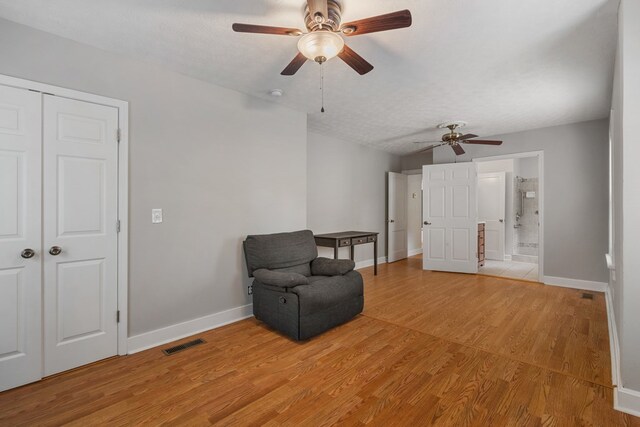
[152,209,163,224]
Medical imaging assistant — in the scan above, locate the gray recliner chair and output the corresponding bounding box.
[243,229,364,340]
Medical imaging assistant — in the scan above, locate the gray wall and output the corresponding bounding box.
[307,132,401,263]
[516,157,539,178]
[400,150,433,171]
[0,18,308,336]
[611,0,640,392]
[434,119,609,283]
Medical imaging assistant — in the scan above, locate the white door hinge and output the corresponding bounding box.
[116,128,121,143]
[116,220,121,233]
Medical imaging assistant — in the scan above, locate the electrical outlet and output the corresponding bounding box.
[152,209,163,224]
[248,285,253,295]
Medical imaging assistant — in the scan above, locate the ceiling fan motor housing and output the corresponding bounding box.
[304,0,343,32]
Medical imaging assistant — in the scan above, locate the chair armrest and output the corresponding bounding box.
[311,257,355,276]
[253,269,309,288]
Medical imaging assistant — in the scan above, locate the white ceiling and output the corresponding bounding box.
[0,0,618,154]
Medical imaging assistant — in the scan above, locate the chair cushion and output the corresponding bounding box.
[311,257,355,276]
[291,271,363,315]
[244,230,318,277]
[272,263,312,277]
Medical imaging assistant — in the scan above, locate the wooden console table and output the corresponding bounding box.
[314,231,379,275]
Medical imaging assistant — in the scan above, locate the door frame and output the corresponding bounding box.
[0,74,129,355]
[472,151,544,283]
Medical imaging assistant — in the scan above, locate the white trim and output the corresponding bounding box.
[473,151,544,283]
[504,254,512,261]
[117,101,129,355]
[0,73,130,355]
[356,256,387,270]
[605,286,620,386]
[408,248,423,257]
[128,304,254,354]
[543,276,608,292]
[615,387,640,418]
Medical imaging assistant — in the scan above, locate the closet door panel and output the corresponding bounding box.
[43,95,119,376]
[0,85,42,392]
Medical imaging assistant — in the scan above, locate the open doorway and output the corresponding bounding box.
[386,171,424,263]
[473,152,543,282]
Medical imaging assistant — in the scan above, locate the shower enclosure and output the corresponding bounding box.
[512,176,538,263]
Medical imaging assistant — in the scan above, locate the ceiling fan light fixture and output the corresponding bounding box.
[297,30,344,63]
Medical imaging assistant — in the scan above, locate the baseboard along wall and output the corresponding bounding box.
[543,275,608,292]
[604,285,640,417]
[127,304,253,354]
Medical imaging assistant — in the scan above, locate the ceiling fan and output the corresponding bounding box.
[232,0,412,75]
[412,122,503,156]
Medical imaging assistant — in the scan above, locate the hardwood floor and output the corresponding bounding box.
[1,256,638,426]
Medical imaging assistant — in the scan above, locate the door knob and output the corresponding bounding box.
[49,246,62,256]
[21,248,35,259]
[424,221,431,225]
[389,219,395,223]
[499,219,504,223]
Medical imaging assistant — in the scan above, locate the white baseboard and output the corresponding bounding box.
[543,276,608,292]
[605,287,620,387]
[127,303,253,354]
[615,386,640,417]
[504,254,512,261]
[605,286,640,417]
[355,256,387,270]
[408,248,423,257]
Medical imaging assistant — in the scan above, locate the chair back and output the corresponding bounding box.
[243,230,318,277]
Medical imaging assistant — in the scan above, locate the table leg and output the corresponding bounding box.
[350,245,355,261]
[374,239,378,275]
[334,242,339,259]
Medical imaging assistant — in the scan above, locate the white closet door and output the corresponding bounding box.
[0,85,42,392]
[43,95,119,376]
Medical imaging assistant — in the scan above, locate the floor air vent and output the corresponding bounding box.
[581,293,594,300]
[162,338,205,356]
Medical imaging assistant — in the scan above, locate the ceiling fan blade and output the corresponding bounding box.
[232,23,303,36]
[452,144,466,156]
[458,133,479,140]
[281,52,308,76]
[341,10,412,36]
[338,45,374,75]
[307,0,329,21]
[461,139,503,145]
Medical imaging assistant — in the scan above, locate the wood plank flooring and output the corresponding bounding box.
[1,256,638,426]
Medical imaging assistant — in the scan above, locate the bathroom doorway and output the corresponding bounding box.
[473,152,544,282]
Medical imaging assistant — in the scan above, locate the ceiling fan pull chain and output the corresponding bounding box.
[320,62,325,113]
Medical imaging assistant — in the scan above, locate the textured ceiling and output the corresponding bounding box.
[0,0,618,154]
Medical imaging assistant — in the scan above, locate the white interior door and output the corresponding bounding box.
[478,172,506,260]
[43,95,119,376]
[422,163,478,273]
[0,85,42,391]
[387,172,408,263]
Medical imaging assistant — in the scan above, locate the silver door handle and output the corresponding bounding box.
[424,221,431,225]
[499,219,504,223]
[49,246,62,256]
[21,248,35,259]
